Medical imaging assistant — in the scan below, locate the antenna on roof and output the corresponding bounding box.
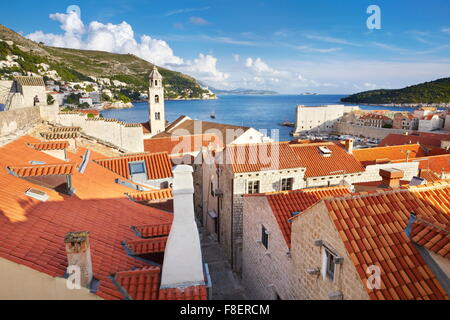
[78,150,91,174]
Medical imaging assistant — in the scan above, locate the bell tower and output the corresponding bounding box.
[148,66,165,136]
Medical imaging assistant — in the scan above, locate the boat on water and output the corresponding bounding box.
[279,121,295,128]
[210,109,216,119]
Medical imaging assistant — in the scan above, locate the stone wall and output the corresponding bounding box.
[242,196,295,300]
[290,201,370,300]
[334,122,408,140]
[56,112,144,153]
[0,80,13,104]
[0,106,41,145]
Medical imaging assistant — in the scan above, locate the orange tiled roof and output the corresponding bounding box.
[8,163,76,177]
[144,133,223,155]
[41,132,80,140]
[77,109,100,116]
[28,141,69,151]
[411,219,449,259]
[126,237,168,255]
[418,169,442,182]
[226,141,364,176]
[265,186,352,248]
[379,133,450,148]
[319,182,450,300]
[159,286,208,300]
[0,136,193,300]
[115,265,207,301]
[290,142,365,177]
[50,126,81,133]
[114,267,161,300]
[94,152,173,180]
[135,223,172,238]
[353,145,427,166]
[127,189,173,202]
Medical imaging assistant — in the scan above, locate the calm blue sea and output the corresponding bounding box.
[101,95,413,142]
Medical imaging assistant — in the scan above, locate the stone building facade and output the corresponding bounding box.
[4,76,47,110]
[289,201,370,300]
[242,195,296,300]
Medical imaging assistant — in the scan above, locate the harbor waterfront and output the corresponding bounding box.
[102,95,414,141]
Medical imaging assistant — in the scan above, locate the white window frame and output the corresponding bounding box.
[247,180,260,194]
[280,177,294,191]
[321,246,339,282]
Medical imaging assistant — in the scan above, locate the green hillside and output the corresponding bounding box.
[0,24,215,100]
[341,78,450,104]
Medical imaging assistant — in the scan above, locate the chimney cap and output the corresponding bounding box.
[64,231,90,244]
[379,168,404,179]
[172,165,193,174]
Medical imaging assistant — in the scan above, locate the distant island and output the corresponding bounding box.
[209,87,278,95]
[341,77,450,105]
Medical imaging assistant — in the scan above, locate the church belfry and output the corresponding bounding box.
[148,66,165,136]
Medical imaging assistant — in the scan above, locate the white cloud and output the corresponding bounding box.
[295,45,341,53]
[26,10,228,84]
[165,7,210,17]
[232,54,240,62]
[189,17,210,26]
[245,57,281,76]
[441,27,450,33]
[305,35,361,47]
[177,54,229,84]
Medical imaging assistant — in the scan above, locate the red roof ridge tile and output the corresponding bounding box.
[27,141,69,151]
[7,162,77,177]
[159,285,208,300]
[126,237,168,255]
[127,189,173,202]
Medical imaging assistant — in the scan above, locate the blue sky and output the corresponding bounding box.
[1,0,450,93]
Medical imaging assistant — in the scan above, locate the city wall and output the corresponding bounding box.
[334,122,408,140]
[0,106,41,144]
[56,112,144,153]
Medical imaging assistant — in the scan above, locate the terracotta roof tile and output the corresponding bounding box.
[135,223,172,238]
[379,133,450,148]
[41,132,80,140]
[159,286,208,300]
[14,76,45,87]
[144,134,223,155]
[114,267,161,300]
[27,141,69,151]
[167,118,249,142]
[95,152,173,180]
[411,219,450,259]
[126,237,168,255]
[8,163,76,177]
[353,145,427,166]
[321,182,450,300]
[227,141,365,176]
[127,189,173,202]
[265,186,351,248]
[0,136,178,300]
[50,126,82,133]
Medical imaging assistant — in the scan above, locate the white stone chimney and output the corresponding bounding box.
[345,139,354,154]
[64,231,93,288]
[160,165,205,289]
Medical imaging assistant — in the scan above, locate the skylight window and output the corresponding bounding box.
[318,146,332,157]
[129,161,146,175]
[25,188,49,202]
[29,161,46,165]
